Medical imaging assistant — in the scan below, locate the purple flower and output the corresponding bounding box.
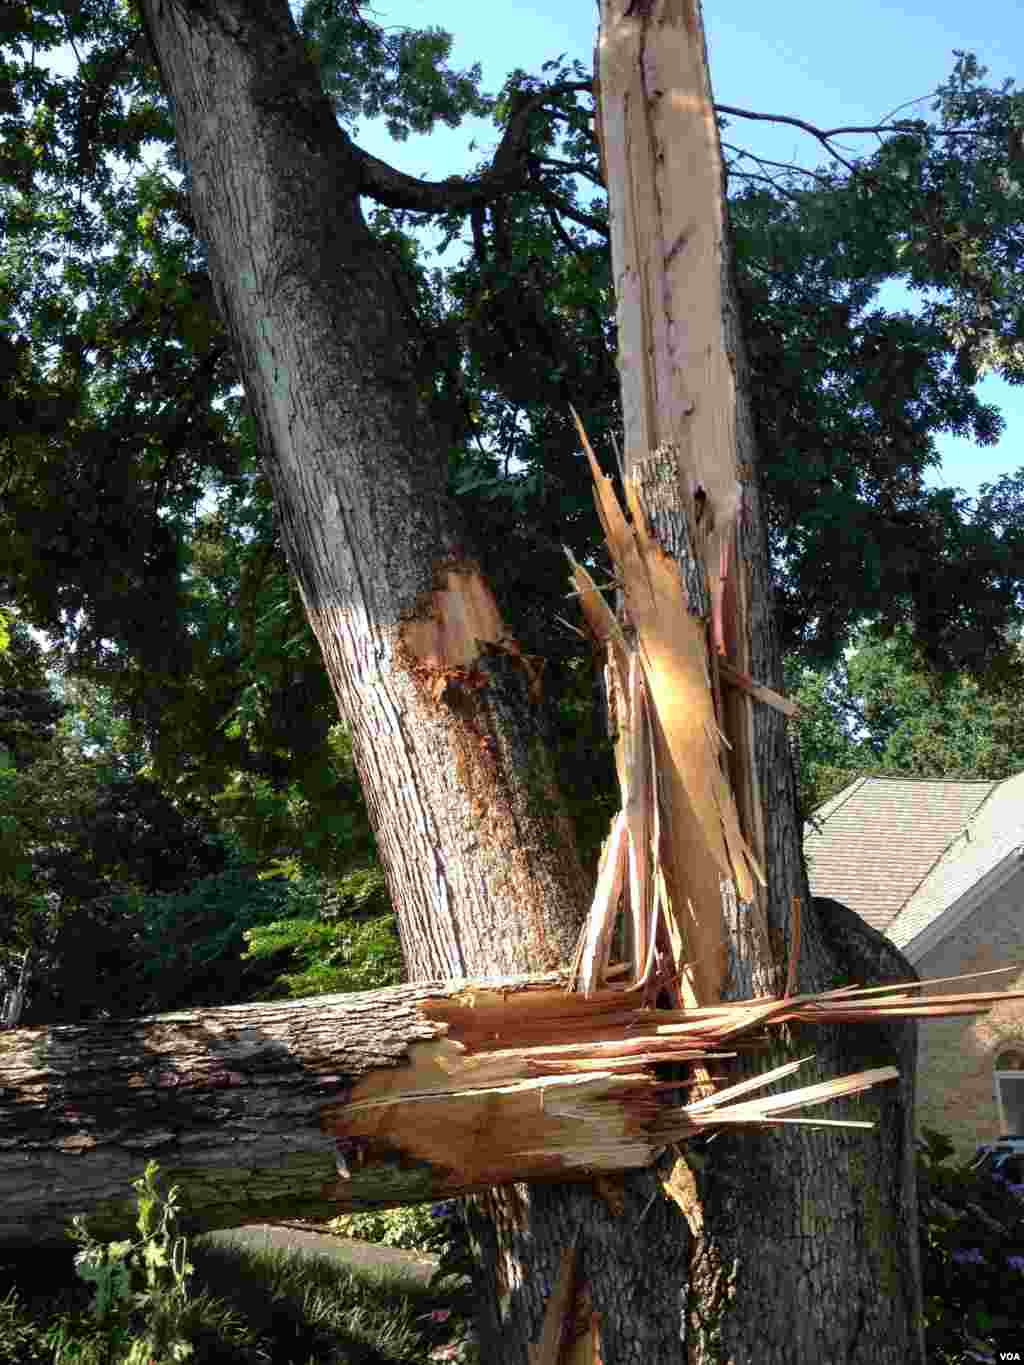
[1007,1254,1024,1272]
[952,1247,986,1265]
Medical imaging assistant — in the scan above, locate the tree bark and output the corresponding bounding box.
[137,0,589,987]
[128,2,926,1362]
[1,982,438,1250]
[1,956,916,1253]
[0,973,686,1250]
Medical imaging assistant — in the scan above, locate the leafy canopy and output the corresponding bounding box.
[1,2,1023,1023]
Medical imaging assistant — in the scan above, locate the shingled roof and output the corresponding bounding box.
[886,770,1024,954]
[804,776,1001,935]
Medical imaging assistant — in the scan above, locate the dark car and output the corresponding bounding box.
[972,1140,1024,1189]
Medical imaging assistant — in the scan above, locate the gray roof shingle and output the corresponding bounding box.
[804,776,998,933]
[887,770,1024,951]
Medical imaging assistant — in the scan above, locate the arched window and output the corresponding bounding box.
[994,1049,1024,1137]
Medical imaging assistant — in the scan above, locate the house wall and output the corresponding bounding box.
[914,864,1024,1157]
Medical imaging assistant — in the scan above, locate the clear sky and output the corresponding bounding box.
[351,0,1024,499]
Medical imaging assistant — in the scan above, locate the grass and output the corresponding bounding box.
[0,1234,476,1364]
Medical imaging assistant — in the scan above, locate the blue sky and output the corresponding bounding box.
[351,0,1024,498]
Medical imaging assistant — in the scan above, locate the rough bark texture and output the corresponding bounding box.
[3,973,680,1250]
[138,0,588,987]
[0,982,444,1249]
[127,2,926,1362]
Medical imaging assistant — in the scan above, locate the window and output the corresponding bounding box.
[994,1049,1024,1138]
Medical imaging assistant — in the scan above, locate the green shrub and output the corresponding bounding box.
[917,1127,1024,1363]
[327,1199,475,1289]
[326,1200,448,1252]
[52,1160,196,1364]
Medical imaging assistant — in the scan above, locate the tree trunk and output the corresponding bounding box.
[0,973,689,1250]
[137,0,589,988]
[130,2,925,1361]
[2,953,935,1253]
[1,981,444,1250]
[465,4,924,1363]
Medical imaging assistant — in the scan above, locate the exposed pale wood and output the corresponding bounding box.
[5,964,1023,1249]
[526,1238,603,1365]
[575,811,628,994]
[661,1150,704,1234]
[568,439,766,1003]
[528,1237,579,1365]
[717,661,800,718]
[590,0,785,1018]
[595,0,738,538]
[399,562,508,669]
[819,964,1020,996]
[624,653,655,980]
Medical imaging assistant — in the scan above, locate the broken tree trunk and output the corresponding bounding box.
[486,1,928,1361]
[4,964,1019,1251]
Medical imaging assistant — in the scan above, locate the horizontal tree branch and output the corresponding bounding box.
[354,81,593,213]
[3,963,1013,1251]
[351,78,992,220]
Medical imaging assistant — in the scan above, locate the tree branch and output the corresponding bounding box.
[536,154,606,188]
[721,143,836,190]
[353,80,993,221]
[535,186,607,237]
[716,103,995,151]
[355,81,593,212]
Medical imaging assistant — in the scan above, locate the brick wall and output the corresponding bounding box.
[914,864,1024,1156]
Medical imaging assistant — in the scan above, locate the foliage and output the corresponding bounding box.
[788,626,1024,817]
[327,1202,442,1253]
[917,1128,1024,1363]
[0,1161,474,1364]
[327,1199,478,1310]
[20,856,392,1024]
[0,736,218,1009]
[842,627,1024,777]
[0,613,395,1025]
[785,657,865,818]
[730,49,1024,671]
[48,1160,196,1364]
[0,726,231,1025]
[0,618,64,770]
[0,562,392,1022]
[298,0,493,142]
[241,864,403,997]
[0,4,1021,900]
[0,0,1022,1049]
[425,1203,478,1295]
[118,861,312,1012]
[5,5,1021,723]
[208,720,381,885]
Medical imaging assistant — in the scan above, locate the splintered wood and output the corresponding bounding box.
[324,968,1024,1192]
[565,415,765,1005]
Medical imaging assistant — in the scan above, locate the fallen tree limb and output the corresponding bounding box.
[2,965,1020,1250]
